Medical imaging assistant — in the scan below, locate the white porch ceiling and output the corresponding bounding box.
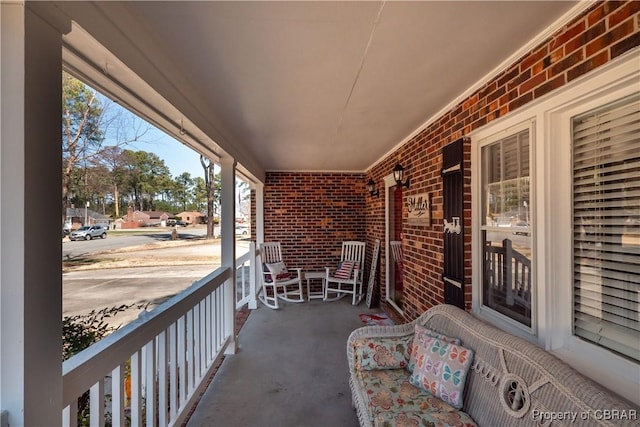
[55,1,578,178]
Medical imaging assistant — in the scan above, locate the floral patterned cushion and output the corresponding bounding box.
[373,410,478,427]
[353,336,413,370]
[354,328,461,372]
[356,369,459,419]
[407,326,461,373]
[408,325,474,409]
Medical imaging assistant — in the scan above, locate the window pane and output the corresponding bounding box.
[572,93,640,362]
[482,130,530,228]
[481,129,533,327]
[482,231,532,327]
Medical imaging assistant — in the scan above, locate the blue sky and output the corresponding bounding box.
[127,127,206,179]
[101,97,207,179]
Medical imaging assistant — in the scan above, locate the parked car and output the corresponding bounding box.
[235,224,249,236]
[69,225,108,241]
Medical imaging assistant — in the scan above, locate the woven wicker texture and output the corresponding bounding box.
[347,304,639,427]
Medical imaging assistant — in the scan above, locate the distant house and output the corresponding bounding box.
[65,207,111,230]
[176,211,204,225]
[121,207,171,228]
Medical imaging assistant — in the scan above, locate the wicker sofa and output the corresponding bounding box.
[347,304,639,427]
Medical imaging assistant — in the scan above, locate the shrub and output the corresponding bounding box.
[63,303,147,426]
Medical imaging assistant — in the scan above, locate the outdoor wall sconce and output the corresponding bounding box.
[367,179,379,197]
[393,163,410,188]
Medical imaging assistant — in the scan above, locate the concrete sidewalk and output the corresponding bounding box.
[187,298,380,427]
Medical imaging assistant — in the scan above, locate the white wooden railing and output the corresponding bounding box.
[62,242,259,427]
[235,242,258,310]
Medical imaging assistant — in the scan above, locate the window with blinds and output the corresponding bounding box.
[572,93,640,362]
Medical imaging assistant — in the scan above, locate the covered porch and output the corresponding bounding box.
[186,299,375,427]
[1,1,639,426]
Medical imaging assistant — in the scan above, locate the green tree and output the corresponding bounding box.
[193,176,207,212]
[95,146,132,218]
[173,172,194,211]
[84,164,112,215]
[124,150,172,211]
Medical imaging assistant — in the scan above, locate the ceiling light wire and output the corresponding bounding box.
[336,1,386,134]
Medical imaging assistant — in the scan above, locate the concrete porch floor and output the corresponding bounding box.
[186,298,380,427]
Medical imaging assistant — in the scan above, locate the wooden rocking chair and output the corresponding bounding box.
[258,242,304,309]
[324,241,366,305]
[390,240,404,281]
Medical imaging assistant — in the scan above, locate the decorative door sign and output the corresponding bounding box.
[407,193,431,225]
[441,138,465,309]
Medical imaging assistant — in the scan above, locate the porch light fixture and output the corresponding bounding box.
[367,179,379,197]
[393,163,410,188]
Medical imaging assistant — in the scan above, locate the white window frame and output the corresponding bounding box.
[474,120,537,340]
[384,173,404,315]
[471,52,639,404]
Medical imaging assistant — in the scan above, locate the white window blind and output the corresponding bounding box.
[572,93,640,362]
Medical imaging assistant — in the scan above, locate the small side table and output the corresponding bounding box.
[304,271,326,301]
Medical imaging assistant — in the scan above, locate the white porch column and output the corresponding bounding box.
[1,3,68,425]
[248,182,264,310]
[255,182,265,246]
[219,156,237,354]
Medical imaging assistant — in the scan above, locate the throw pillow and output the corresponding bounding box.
[265,261,291,282]
[333,260,355,279]
[353,336,413,370]
[408,325,473,409]
[407,325,461,373]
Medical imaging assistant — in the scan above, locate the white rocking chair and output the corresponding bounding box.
[390,240,403,265]
[258,242,304,309]
[324,241,366,305]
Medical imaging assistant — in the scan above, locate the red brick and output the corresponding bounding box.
[509,92,534,112]
[507,68,531,91]
[532,60,545,76]
[352,1,629,320]
[519,71,547,94]
[611,31,640,58]
[520,46,549,71]
[568,50,610,82]
[499,89,518,106]
[550,49,584,76]
[595,17,637,55]
[534,74,566,99]
[609,1,640,27]
[497,66,519,88]
[588,1,626,26]
[552,19,587,48]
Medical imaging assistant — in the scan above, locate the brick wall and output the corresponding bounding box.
[255,2,638,320]
[262,172,367,272]
[367,1,639,322]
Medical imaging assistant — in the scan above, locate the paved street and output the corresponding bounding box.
[63,265,216,326]
[63,234,250,327]
[63,227,207,259]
